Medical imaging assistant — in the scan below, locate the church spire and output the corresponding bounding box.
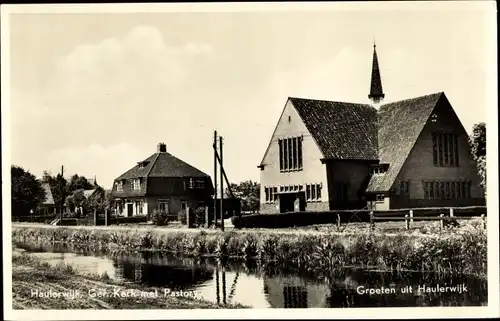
[368,41,385,104]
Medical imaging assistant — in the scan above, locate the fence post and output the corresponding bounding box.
[405,214,409,230]
[481,214,486,229]
[186,207,190,228]
[205,206,209,228]
[409,209,413,225]
[449,208,454,217]
[337,213,341,230]
[369,212,374,231]
[439,214,445,229]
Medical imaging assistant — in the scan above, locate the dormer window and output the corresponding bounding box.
[132,178,141,190]
[137,161,150,169]
[189,178,205,189]
[369,164,389,175]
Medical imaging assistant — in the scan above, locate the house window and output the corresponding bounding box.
[375,194,384,202]
[181,201,188,211]
[423,181,471,200]
[195,178,204,189]
[158,199,169,213]
[306,183,322,202]
[432,132,459,167]
[279,136,303,172]
[189,178,195,189]
[132,179,141,190]
[136,200,144,215]
[264,186,278,204]
[399,180,410,196]
[116,181,123,192]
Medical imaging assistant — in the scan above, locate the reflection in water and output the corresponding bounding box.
[15,242,487,308]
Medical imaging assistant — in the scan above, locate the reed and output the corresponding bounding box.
[12,223,487,276]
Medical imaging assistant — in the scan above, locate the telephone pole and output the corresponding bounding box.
[213,131,218,227]
[219,136,224,232]
[60,165,64,222]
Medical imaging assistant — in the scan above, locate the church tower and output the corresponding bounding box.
[368,41,385,107]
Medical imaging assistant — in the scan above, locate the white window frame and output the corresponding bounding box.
[132,178,141,190]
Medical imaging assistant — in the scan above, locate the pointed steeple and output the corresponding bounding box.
[368,41,385,104]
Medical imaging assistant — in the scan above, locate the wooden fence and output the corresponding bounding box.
[368,207,487,230]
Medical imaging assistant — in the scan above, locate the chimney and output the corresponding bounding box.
[157,142,167,153]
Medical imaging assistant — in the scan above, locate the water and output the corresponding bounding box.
[15,242,487,308]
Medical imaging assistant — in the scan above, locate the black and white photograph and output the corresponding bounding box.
[2,1,498,319]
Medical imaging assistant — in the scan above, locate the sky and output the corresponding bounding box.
[3,2,497,190]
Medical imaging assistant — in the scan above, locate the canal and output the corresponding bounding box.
[14,242,487,308]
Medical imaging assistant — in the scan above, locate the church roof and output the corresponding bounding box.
[368,44,385,100]
[290,97,379,160]
[280,92,446,193]
[366,92,445,192]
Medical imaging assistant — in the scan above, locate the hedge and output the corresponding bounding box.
[231,206,487,229]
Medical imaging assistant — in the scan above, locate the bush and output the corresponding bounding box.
[151,210,169,226]
[231,211,371,228]
[178,209,187,225]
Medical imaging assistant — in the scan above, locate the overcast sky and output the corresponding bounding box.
[3,2,496,189]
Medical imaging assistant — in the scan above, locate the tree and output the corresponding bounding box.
[65,189,87,215]
[87,186,106,214]
[469,123,486,190]
[227,180,260,213]
[67,174,94,193]
[11,165,46,218]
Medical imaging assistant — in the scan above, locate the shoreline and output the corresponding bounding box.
[11,222,488,278]
[12,250,247,309]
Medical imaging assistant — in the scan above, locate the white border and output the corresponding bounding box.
[2,1,498,320]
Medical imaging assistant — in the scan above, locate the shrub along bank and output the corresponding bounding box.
[12,224,486,277]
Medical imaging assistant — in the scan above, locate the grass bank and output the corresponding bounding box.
[11,221,487,277]
[11,250,246,309]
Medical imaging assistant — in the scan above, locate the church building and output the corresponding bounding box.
[258,44,485,213]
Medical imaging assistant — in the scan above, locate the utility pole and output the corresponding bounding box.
[213,131,218,228]
[220,136,224,232]
[60,165,64,222]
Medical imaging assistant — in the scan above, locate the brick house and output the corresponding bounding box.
[111,143,214,217]
[258,44,485,213]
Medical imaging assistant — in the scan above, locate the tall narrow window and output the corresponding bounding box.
[423,181,429,199]
[292,138,297,170]
[278,139,283,171]
[443,134,449,165]
[317,184,321,200]
[273,187,278,202]
[265,188,269,203]
[438,133,444,166]
[306,185,311,200]
[311,184,316,200]
[283,139,289,170]
[454,135,459,166]
[432,133,438,165]
[429,181,434,198]
[449,135,455,167]
[297,137,303,169]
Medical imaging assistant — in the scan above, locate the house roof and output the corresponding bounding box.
[365,92,444,192]
[83,189,96,199]
[115,151,210,181]
[41,183,55,205]
[290,97,379,160]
